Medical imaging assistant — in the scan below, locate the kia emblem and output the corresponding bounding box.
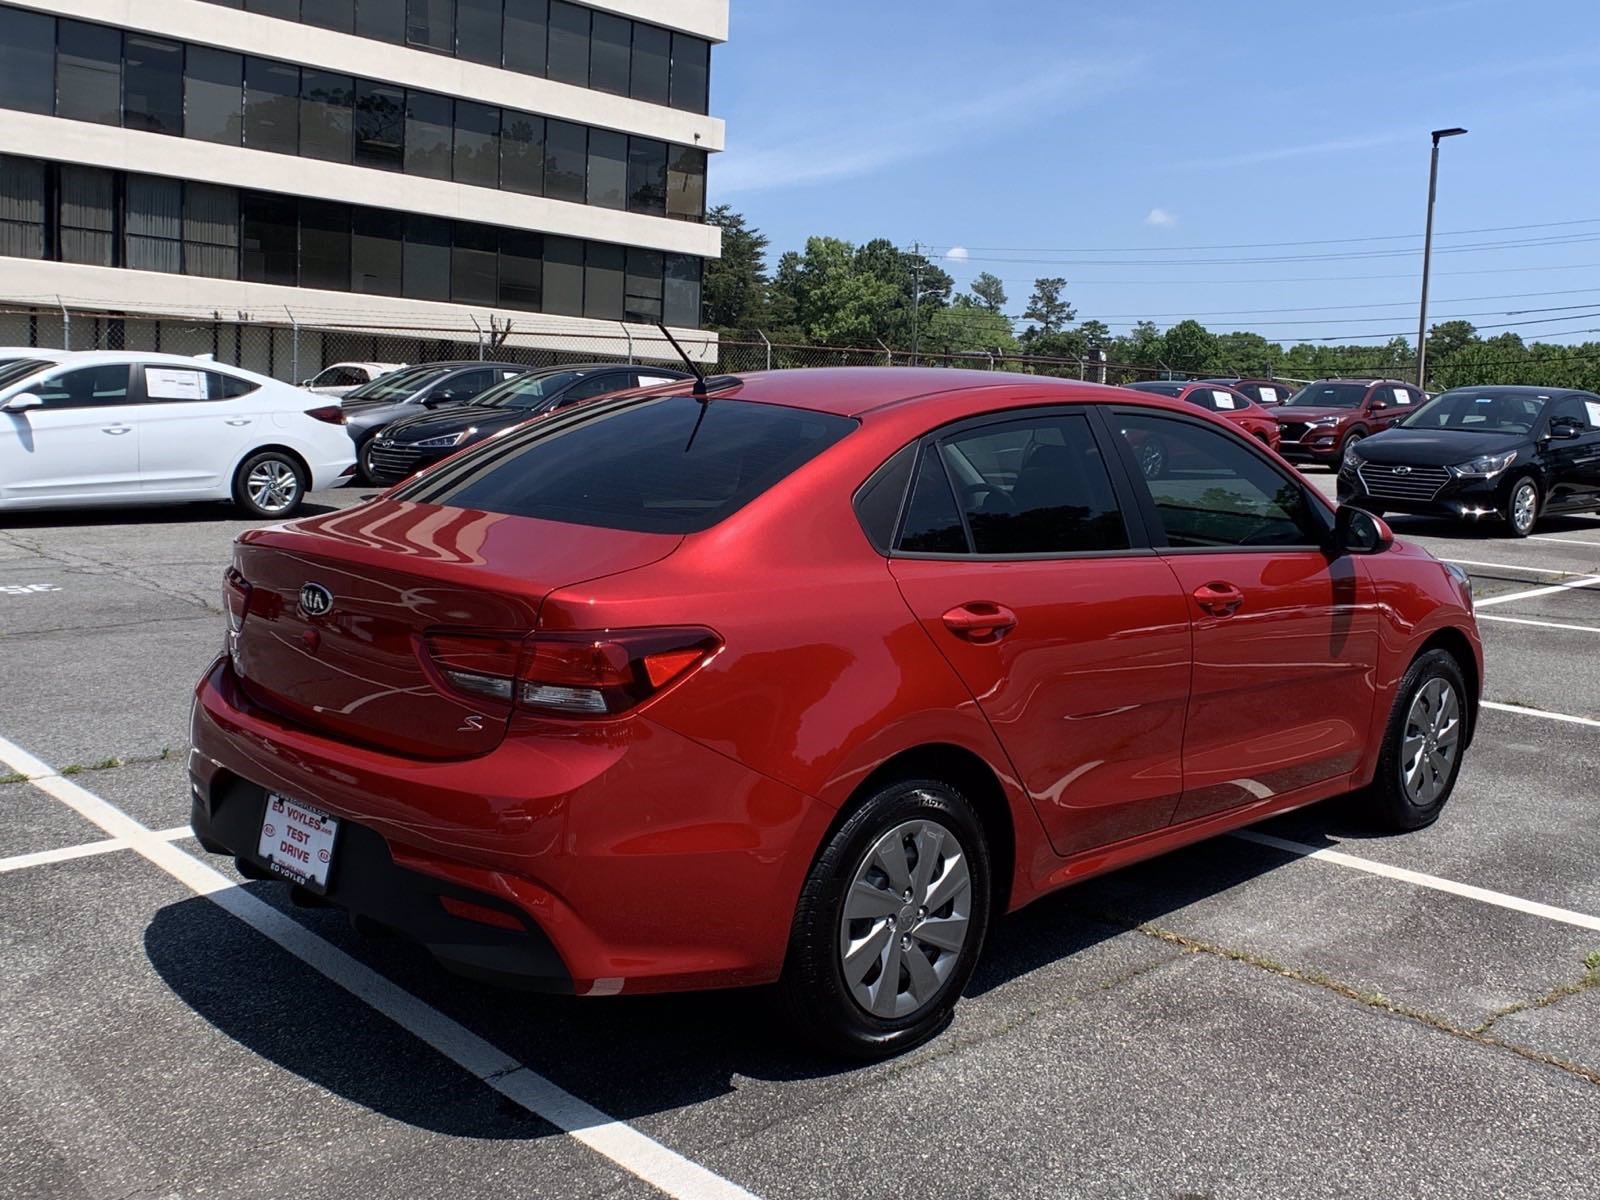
[299,582,334,617]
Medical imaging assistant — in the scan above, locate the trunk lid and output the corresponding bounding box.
[228,499,681,759]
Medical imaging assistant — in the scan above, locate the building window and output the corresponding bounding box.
[666,146,706,223]
[123,36,183,136]
[670,34,709,115]
[627,138,667,217]
[403,214,451,300]
[407,0,455,53]
[405,91,453,179]
[301,0,356,33]
[57,21,123,127]
[184,47,243,146]
[453,101,499,188]
[0,7,56,116]
[244,58,300,155]
[498,229,541,310]
[628,24,669,107]
[0,155,47,260]
[543,235,583,316]
[544,120,586,204]
[59,165,117,267]
[586,129,626,210]
[451,222,497,304]
[125,175,183,272]
[503,0,547,75]
[663,254,701,328]
[354,81,404,170]
[183,183,239,279]
[583,241,624,320]
[500,111,544,195]
[300,71,354,163]
[589,12,630,96]
[300,199,351,291]
[352,208,403,293]
[356,0,406,43]
[546,1,589,87]
[624,247,663,322]
[456,0,503,66]
[240,191,299,285]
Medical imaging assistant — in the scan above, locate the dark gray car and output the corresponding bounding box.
[342,361,532,478]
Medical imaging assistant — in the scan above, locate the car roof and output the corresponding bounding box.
[1438,384,1593,396]
[626,367,1155,419]
[325,361,406,371]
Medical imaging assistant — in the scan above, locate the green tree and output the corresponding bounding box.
[1162,320,1220,374]
[925,296,1018,359]
[1023,277,1076,335]
[701,206,770,332]
[970,272,1007,314]
[1427,320,1478,360]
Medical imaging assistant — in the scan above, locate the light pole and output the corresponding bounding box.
[1416,127,1467,390]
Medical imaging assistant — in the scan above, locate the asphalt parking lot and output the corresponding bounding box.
[2,473,1597,1200]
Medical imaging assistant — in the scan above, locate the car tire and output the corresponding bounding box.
[358,437,382,486]
[1364,649,1469,831]
[1339,431,1364,470]
[232,449,307,519]
[1505,476,1540,538]
[780,778,992,1060]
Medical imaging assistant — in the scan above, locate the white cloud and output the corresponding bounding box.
[945,246,970,262]
[713,57,1145,196]
[1144,208,1177,227]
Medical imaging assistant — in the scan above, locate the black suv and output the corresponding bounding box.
[1337,385,1600,537]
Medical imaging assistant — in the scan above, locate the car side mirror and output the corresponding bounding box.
[1334,505,1394,555]
[1547,418,1582,440]
[419,393,445,407]
[2,392,42,413]
[1368,398,1387,411]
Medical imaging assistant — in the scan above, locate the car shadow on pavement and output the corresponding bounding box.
[1385,512,1600,540]
[0,502,341,529]
[141,806,1353,1132]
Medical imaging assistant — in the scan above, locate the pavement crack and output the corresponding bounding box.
[1125,920,1600,1089]
[1472,950,1600,1037]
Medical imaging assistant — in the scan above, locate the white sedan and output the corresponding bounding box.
[0,352,355,517]
[300,361,408,397]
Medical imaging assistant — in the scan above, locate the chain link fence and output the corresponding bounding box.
[0,302,1309,390]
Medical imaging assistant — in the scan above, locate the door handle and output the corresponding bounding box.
[1193,581,1244,617]
[941,601,1017,643]
[101,426,132,435]
[225,418,252,426]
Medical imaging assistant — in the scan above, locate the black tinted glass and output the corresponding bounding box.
[1115,412,1322,548]
[898,446,968,554]
[589,13,630,95]
[303,0,356,33]
[546,1,588,86]
[184,47,242,145]
[456,0,503,64]
[1285,382,1368,409]
[943,415,1128,554]
[57,21,122,126]
[123,35,184,135]
[354,82,405,169]
[301,70,354,163]
[503,0,547,74]
[244,58,299,154]
[1401,389,1547,434]
[402,396,855,534]
[0,8,55,115]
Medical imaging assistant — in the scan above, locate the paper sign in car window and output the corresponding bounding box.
[1585,401,1600,427]
[1259,387,1278,403]
[146,368,208,400]
[1212,390,1236,409]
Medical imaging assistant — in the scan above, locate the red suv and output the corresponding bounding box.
[190,370,1482,1058]
[1273,379,1424,467]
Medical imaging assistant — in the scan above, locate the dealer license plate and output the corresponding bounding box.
[257,793,340,892]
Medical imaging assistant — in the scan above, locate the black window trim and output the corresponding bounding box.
[1103,403,1336,556]
[875,402,1158,562]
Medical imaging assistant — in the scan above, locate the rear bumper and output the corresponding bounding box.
[189,657,829,995]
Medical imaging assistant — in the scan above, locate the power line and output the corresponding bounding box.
[971,261,1600,287]
[1052,286,1600,322]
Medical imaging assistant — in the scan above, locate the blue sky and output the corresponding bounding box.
[709,0,1600,345]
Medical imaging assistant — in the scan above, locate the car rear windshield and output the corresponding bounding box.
[397,394,857,533]
[344,365,445,401]
[469,371,583,409]
[1400,390,1547,434]
[1284,382,1369,409]
[1127,382,1185,397]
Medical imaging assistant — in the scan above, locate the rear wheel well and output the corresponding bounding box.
[846,744,1015,910]
[1417,628,1479,746]
[237,444,311,485]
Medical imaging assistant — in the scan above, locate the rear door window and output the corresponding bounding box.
[399,395,855,533]
[1113,412,1324,549]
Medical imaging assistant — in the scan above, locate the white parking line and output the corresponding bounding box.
[1231,830,1600,934]
[0,734,757,1200]
[1530,535,1600,548]
[1473,573,1600,608]
[1478,614,1600,634]
[1481,700,1600,729]
[0,826,189,873]
[1445,558,1592,578]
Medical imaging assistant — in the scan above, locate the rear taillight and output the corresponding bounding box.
[421,627,719,718]
[305,405,345,424]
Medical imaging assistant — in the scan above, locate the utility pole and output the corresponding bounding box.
[910,241,924,367]
[1416,127,1468,391]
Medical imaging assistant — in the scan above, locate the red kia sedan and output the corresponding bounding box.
[190,369,1482,1058]
[1122,380,1282,452]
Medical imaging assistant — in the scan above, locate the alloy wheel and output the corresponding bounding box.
[838,818,972,1019]
[1400,677,1462,806]
[247,459,301,514]
[1511,480,1538,535]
